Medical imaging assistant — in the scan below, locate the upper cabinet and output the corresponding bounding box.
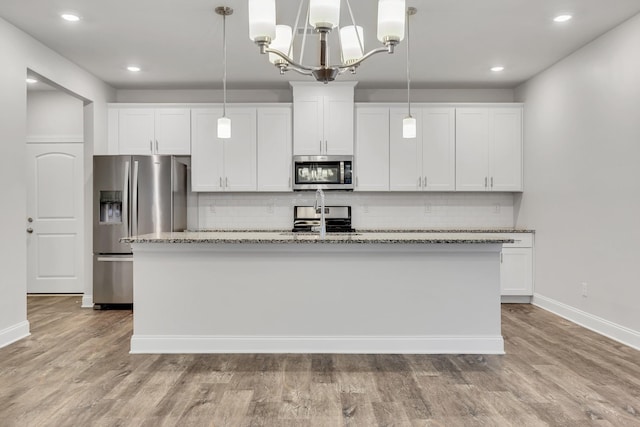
[355,107,390,191]
[291,82,355,156]
[456,107,522,191]
[257,107,293,191]
[191,107,257,192]
[113,107,191,155]
[389,107,455,191]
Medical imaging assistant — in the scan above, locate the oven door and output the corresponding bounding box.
[293,156,353,190]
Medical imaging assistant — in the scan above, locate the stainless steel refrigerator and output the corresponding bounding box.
[93,155,187,308]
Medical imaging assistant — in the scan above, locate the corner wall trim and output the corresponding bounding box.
[81,294,94,308]
[0,321,30,349]
[130,335,505,355]
[533,294,640,351]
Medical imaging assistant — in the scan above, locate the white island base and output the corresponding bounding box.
[130,236,505,354]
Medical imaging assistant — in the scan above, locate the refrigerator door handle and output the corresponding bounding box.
[123,160,130,237]
[97,256,134,262]
[132,160,139,236]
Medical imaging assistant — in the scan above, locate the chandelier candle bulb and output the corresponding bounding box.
[248,0,276,41]
[340,25,364,64]
[269,25,293,64]
[377,0,406,43]
[309,0,341,29]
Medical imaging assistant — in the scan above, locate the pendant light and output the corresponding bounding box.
[216,6,232,139]
[403,7,417,139]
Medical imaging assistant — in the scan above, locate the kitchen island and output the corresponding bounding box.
[124,231,513,354]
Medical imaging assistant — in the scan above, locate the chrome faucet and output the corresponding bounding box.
[313,188,326,239]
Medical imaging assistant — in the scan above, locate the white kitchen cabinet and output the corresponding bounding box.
[292,82,355,155]
[389,107,455,191]
[500,233,534,298]
[117,108,191,155]
[257,107,292,191]
[191,108,257,192]
[456,107,522,191]
[355,107,389,191]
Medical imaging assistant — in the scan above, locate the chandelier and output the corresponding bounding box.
[248,0,407,83]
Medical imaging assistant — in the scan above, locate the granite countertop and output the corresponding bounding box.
[122,230,516,244]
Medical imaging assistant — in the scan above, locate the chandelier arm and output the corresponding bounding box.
[262,47,318,72]
[286,66,315,76]
[335,45,394,70]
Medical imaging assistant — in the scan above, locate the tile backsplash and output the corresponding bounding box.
[191,192,515,230]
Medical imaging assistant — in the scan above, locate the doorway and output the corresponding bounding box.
[26,76,85,293]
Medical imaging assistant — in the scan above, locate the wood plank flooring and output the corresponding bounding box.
[0,296,638,426]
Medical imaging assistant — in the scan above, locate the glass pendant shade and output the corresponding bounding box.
[218,117,231,139]
[269,25,293,64]
[248,0,276,41]
[309,0,341,29]
[340,25,364,63]
[377,0,406,42]
[403,116,416,139]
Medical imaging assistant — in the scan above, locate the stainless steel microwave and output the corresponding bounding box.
[293,155,354,190]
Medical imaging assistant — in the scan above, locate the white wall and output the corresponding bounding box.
[515,14,640,348]
[116,88,515,104]
[27,90,84,142]
[191,192,515,231]
[0,17,115,348]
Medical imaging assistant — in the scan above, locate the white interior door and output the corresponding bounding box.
[26,143,84,293]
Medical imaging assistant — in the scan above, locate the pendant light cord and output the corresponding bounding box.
[222,13,227,118]
[406,8,412,117]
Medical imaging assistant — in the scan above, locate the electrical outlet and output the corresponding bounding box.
[581,282,588,297]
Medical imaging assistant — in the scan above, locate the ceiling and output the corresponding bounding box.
[3,0,640,91]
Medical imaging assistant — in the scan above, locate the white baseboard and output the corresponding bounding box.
[130,335,505,355]
[81,294,94,308]
[501,295,532,303]
[533,294,640,351]
[0,321,30,349]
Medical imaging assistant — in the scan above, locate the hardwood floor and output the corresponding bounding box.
[0,297,639,426]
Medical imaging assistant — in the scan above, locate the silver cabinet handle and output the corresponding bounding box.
[319,140,322,153]
[26,227,33,234]
[219,177,223,188]
[485,177,488,187]
[325,141,328,153]
[149,140,153,153]
[423,176,427,188]
[225,177,228,188]
[500,252,503,263]
[155,140,159,152]
[123,160,130,236]
[418,177,422,188]
[355,176,359,187]
[491,177,494,188]
[132,161,139,236]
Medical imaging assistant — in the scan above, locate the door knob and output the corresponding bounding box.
[27,217,33,223]
[26,228,33,234]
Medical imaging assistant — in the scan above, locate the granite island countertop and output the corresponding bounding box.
[122,230,516,244]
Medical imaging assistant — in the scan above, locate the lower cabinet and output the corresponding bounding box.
[500,233,534,300]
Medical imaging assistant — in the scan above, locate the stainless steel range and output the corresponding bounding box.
[292,206,355,233]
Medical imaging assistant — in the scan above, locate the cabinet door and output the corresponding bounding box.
[223,108,257,192]
[154,109,191,155]
[455,108,489,191]
[500,248,533,295]
[490,108,522,191]
[324,96,354,155]
[190,109,224,192]
[355,107,389,191]
[389,109,422,191]
[422,108,455,191]
[118,109,154,155]
[257,107,292,191]
[293,95,323,155]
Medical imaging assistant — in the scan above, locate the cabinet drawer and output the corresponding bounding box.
[500,233,533,248]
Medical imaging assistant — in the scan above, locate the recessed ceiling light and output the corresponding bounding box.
[553,14,573,23]
[61,13,80,22]
[491,66,505,72]
[26,78,38,84]
[127,66,141,72]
